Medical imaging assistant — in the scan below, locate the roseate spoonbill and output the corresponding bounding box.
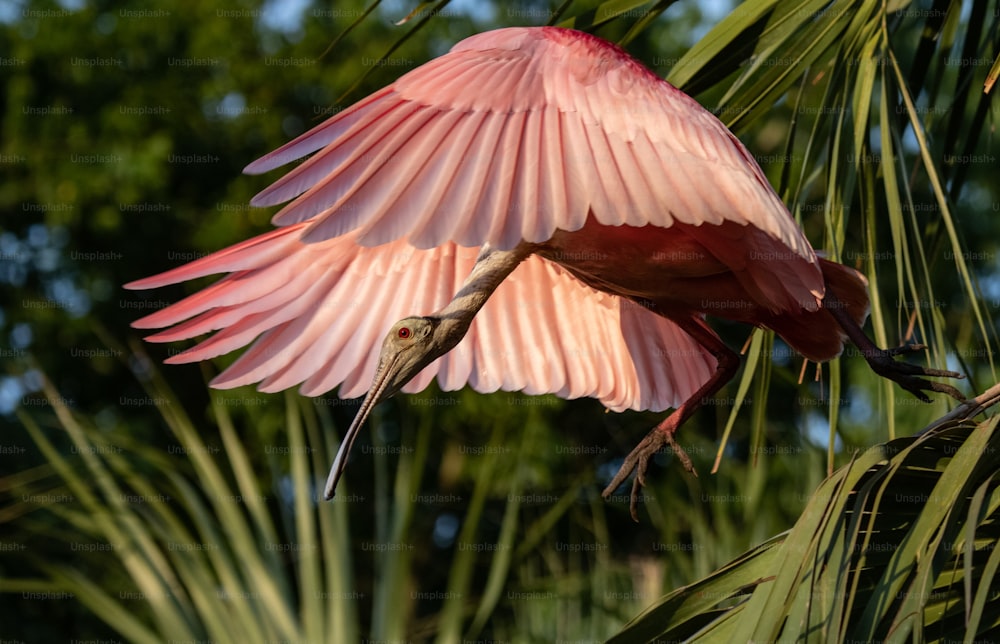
[126,26,963,518]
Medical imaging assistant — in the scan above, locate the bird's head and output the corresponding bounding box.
[371,316,442,398]
[323,315,444,499]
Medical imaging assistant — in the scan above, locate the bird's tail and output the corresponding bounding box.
[763,259,870,362]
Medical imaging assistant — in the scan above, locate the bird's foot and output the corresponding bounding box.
[602,426,697,522]
[862,343,965,403]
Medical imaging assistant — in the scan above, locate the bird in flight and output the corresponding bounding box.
[127,27,963,519]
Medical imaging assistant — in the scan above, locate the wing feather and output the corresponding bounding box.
[407,111,489,247]
[241,27,813,264]
[251,95,406,211]
[245,87,397,176]
[512,108,542,245]
[535,107,568,238]
[129,227,715,411]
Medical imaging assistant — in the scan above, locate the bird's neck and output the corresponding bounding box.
[436,242,535,345]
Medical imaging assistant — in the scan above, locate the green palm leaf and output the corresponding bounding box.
[612,384,1000,641]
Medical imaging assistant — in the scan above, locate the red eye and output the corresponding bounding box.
[398,327,411,339]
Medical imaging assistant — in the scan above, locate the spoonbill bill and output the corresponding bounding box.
[126,27,963,518]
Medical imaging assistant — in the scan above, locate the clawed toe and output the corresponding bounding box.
[825,293,966,404]
[602,429,696,522]
[882,343,925,357]
[864,345,966,403]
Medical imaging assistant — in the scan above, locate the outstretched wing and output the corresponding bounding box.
[126,225,715,412]
[244,27,815,263]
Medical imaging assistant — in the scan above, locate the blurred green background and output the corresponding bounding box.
[1,0,998,641]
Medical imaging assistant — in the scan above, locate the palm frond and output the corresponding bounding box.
[612,383,1000,642]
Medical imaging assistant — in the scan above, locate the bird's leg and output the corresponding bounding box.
[822,291,965,402]
[602,317,740,521]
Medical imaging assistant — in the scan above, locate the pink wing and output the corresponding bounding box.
[244,27,815,263]
[126,226,715,412]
